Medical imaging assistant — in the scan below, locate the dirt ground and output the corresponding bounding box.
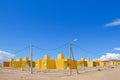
[0,66,120,80]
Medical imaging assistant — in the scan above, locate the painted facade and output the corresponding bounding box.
[35,54,77,70]
[2,54,120,69]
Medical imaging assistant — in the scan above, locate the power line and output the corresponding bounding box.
[73,43,95,54]
[12,43,68,55]
[13,46,29,54]
[33,43,69,51]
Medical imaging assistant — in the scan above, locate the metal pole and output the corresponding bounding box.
[69,43,72,75]
[30,44,33,74]
[71,46,79,75]
[70,43,79,75]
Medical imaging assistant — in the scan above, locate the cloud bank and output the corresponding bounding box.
[105,19,120,27]
[94,53,120,61]
[114,48,120,51]
[0,50,15,63]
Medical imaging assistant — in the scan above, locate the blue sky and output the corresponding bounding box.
[0,0,120,62]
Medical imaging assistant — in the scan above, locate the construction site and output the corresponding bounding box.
[1,44,120,80]
[2,54,120,69]
[1,55,120,80]
[0,42,120,80]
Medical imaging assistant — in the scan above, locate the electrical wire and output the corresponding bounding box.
[72,43,95,54]
[13,46,29,54]
[33,43,69,51]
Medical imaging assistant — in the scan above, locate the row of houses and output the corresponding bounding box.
[2,54,77,70]
[77,58,120,67]
[2,54,120,69]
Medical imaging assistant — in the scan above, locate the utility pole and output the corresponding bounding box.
[69,43,72,75]
[69,42,79,75]
[30,44,33,74]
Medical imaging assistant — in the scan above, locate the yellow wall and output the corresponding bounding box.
[56,59,65,69]
[41,59,56,69]
[55,54,77,70]
[9,57,35,68]
[58,54,64,59]
[78,58,93,67]
[55,54,65,69]
[12,61,21,68]
[86,59,93,67]
[87,61,93,67]
[93,61,99,67]
[9,58,14,67]
[35,60,42,69]
[7,54,120,69]
[35,54,77,70]
[117,62,120,65]
[22,57,30,68]
[70,60,77,69]
[9,58,23,68]
[99,62,105,67]
[35,55,56,69]
[93,60,105,67]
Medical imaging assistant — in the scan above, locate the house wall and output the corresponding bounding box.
[2,62,9,67]
[35,60,42,69]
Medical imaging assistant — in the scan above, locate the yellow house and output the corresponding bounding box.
[22,57,35,68]
[78,58,94,67]
[93,60,105,67]
[35,54,77,70]
[35,55,56,69]
[13,58,23,68]
[55,54,77,70]
[93,60,98,67]
[35,60,42,69]
[116,61,120,65]
[8,54,120,69]
[79,58,87,67]
[22,57,30,68]
[9,58,14,67]
[99,62,105,67]
[9,58,23,68]
[41,55,56,69]
[105,60,120,66]
[9,57,35,68]
[86,59,94,67]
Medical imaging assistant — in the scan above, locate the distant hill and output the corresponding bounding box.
[103,59,120,62]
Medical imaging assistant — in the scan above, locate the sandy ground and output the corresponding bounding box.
[0,66,120,80]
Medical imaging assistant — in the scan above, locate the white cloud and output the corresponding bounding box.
[94,53,120,61]
[114,48,120,51]
[0,50,15,63]
[105,19,120,27]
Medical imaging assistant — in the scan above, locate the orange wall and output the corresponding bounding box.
[2,62,9,67]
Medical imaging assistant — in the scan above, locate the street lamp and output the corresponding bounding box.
[69,38,79,75]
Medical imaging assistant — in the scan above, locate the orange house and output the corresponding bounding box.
[2,62,9,67]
